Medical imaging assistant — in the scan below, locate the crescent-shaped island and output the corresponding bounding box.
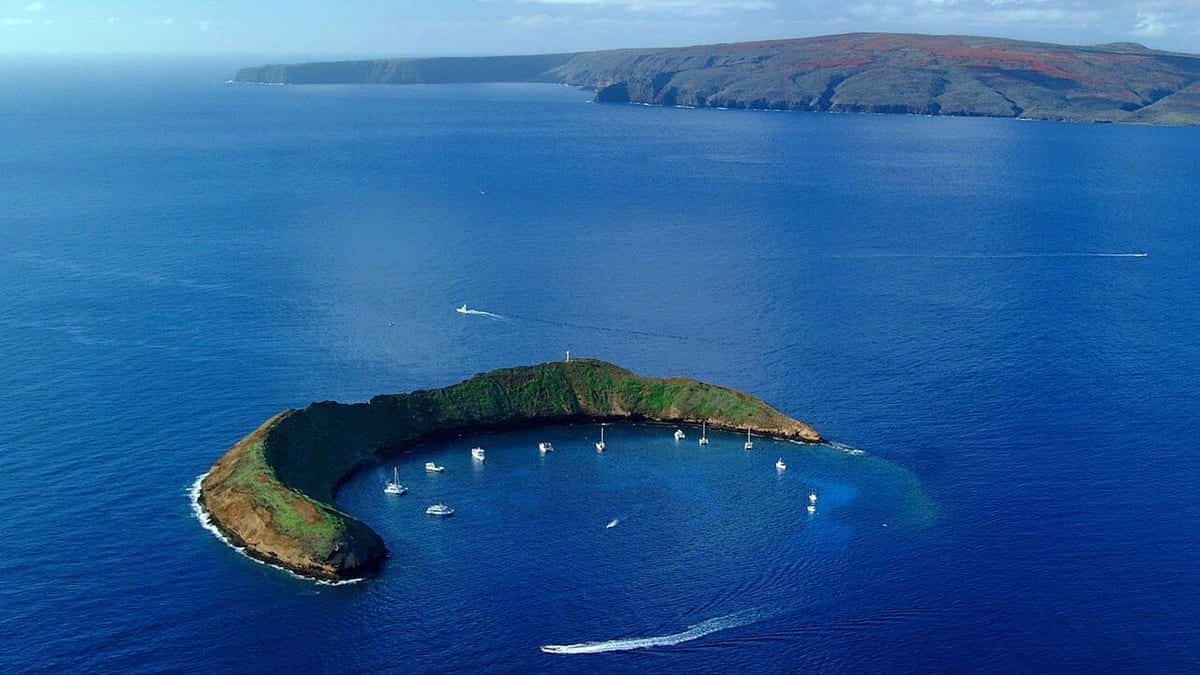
[197,359,822,582]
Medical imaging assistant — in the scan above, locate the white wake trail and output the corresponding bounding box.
[540,609,761,654]
[838,252,1147,260]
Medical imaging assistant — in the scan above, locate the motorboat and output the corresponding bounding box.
[456,304,469,314]
[744,428,754,450]
[809,492,818,505]
[698,421,709,446]
[471,446,486,462]
[776,458,786,471]
[425,461,445,472]
[383,467,407,495]
[595,425,606,452]
[426,503,455,516]
[673,428,686,441]
[807,504,817,514]
[538,441,554,454]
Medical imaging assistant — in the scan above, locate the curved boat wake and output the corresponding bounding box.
[540,609,762,654]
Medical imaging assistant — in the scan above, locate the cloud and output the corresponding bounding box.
[24,1,43,12]
[1132,9,1166,36]
[2,16,33,25]
[106,16,116,25]
[162,17,174,25]
[517,0,775,14]
[508,13,570,25]
[199,19,211,32]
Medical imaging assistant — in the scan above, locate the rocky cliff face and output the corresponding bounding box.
[199,359,821,581]
[233,33,1200,125]
[549,34,1200,124]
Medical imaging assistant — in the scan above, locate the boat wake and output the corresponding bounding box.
[540,609,762,654]
[188,473,362,586]
[836,251,1147,260]
[455,304,505,320]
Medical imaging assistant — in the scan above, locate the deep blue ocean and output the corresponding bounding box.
[1,58,1198,672]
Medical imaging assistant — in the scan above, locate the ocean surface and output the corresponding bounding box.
[1,58,1198,673]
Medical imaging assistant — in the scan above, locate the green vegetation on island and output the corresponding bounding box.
[233,32,1200,126]
[198,359,822,582]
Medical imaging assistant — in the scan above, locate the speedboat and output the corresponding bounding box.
[456,304,469,314]
[809,492,818,505]
[698,421,709,446]
[744,428,754,450]
[425,461,445,472]
[471,447,486,462]
[383,467,407,495]
[426,503,455,516]
[538,441,554,454]
[776,458,787,471]
[673,428,686,441]
[595,425,606,452]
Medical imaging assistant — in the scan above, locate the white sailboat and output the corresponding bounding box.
[595,425,606,452]
[383,467,407,495]
[744,428,754,450]
[673,428,686,441]
[698,421,709,445]
[776,458,786,471]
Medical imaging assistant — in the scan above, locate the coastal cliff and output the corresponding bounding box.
[233,32,1200,125]
[198,359,821,582]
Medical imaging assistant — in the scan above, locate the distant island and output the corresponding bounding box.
[197,359,822,582]
[233,32,1200,126]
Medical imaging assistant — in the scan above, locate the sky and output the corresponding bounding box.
[0,0,1198,57]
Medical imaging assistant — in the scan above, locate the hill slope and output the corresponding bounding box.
[234,33,1200,125]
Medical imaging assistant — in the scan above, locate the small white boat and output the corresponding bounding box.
[699,421,709,446]
[595,425,606,452]
[673,428,686,441]
[455,304,469,314]
[383,467,407,495]
[809,492,818,505]
[807,504,816,514]
[426,503,455,516]
[776,458,786,471]
[425,461,445,472]
[471,446,486,462]
[744,428,754,450]
[538,441,554,454]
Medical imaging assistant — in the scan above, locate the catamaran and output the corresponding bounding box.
[595,425,606,452]
[744,428,754,450]
[673,428,686,441]
[383,467,407,495]
[698,421,709,446]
